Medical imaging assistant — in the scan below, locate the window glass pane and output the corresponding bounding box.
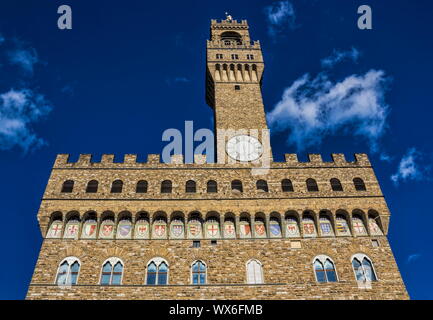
[192,262,199,272]
[70,272,78,285]
[148,262,157,272]
[56,262,69,285]
[246,262,255,284]
[352,259,365,281]
[102,262,112,273]
[314,260,324,271]
[101,274,111,285]
[316,270,326,283]
[324,260,337,282]
[362,258,377,281]
[199,273,206,284]
[199,262,206,272]
[192,273,199,284]
[112,274,122,285]
[159,262,168,272]
[113,262,123,273]
[158,273,167,285]
[71,261,80,273]
[147,273,156,285]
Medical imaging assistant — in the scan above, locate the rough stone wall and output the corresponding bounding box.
[27,237,408,300]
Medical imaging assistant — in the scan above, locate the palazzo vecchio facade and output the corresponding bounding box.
[26,17,408,300]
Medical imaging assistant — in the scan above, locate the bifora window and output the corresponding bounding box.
[191,261,206,285]
[352,254,377,282]
[100,258,123,285]
[146,258,169,285]
[313,255,338,283]
[55,257,80,285]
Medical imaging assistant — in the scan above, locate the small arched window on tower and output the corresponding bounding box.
[313,256,338,283]
[281,179,294,192]
[110,180,123,193]
[306,178,319,192]
[353,178,367,191]
[136,180,148,193]
[56,257,80,286]
[161,180,172,194]
[100,258,123,285]
[61,180,74,193]
[352,254,377,282]
[330,178,343,191]
[186,180,197,193]
[85,180,98,193]
[231,180,243,193]
[207,180,218,193]
[256,180,269,192]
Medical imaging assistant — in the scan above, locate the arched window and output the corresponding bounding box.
[136,180,148,193]
[146,258,169,285]
[85,180,98,193]
[161,180,172,193]
[352,255,377,282]
[306,178,319,192]
[353,178,367,191]
[313,256,337,283]
[246,259,263,284]
[330,178,343,191]
[61,180,74,193]
[207,180,218,193]
[281,179,294,192]
[110,180,123,193]
[56,257,80,285]
[186,180,196,193]
[191,260,206,285]
[231,180,243,192]
[100,258,123,285]
[256,180,269,192]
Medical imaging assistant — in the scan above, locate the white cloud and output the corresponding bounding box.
[7,46,39,75]
[379,153,393,162]
[391,148,427,185]
[321,47,361,68]
[264,1,297,37]
[267,69,389,152]
[166,76,190,86]
[406,253,421,264]
[0,89,52,152]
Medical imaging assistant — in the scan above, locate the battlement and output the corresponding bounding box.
[211,19,248,28]
[53,153,371,168]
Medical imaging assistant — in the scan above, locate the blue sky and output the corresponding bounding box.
[0,0,432,299]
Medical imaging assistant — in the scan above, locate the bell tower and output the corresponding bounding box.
[206,15,272,164]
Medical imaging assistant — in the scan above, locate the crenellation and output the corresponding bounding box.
[77,154,92,164]
[354,153,371,166]
[147,154,160,164]
[331,153,347,164]
[124,154,137,164]
[308,154,323,163]
[101,154,114,164]
[171,154,184,164]
[284,154,298,164]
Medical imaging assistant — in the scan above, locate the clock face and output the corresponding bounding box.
[226,135,263,162]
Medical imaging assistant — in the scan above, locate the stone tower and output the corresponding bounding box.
[26,16,408,300]
[206,17,271,164]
